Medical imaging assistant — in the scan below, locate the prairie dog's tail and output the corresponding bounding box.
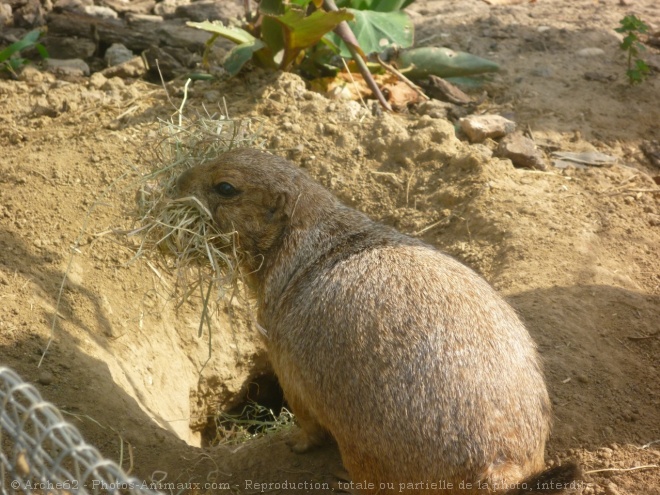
[506,462,581,494]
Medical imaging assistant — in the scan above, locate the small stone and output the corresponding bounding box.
[104,43,134,67]
[44,58,90,77]
[648,213,660,226]
[0,3,13,27]
[577,47,605,57]
[125,13,164,28]
[576,373,589,383]
[89,72,107,89]
[153,0,190,17]
[83,5,118,19]
[496,133,547,170]
[414,100,451,119]
[605,482,620,495]
[100,56,147,79]
[460,114,516,143]
[99,0,156,15]
[53,0,93,12]
[37,371,55,386]
[44,35,96,59]
[174,0,243,23]
[143,46,183,80]
[19,65,46,83]
[584,71,615,82]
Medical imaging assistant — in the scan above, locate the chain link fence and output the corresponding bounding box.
[0,366,162,494]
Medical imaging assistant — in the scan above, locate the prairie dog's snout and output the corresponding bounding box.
[174,167,197,198]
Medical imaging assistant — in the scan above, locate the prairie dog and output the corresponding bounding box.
[176,148,579,494]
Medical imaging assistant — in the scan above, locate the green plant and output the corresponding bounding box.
[187,0,416,109]
[615,15,651,85]
[0,29,49,77]
[188,0,414,76]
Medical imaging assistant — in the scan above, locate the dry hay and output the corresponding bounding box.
[127,109,263,334]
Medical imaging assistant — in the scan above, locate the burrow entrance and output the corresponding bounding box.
[201,373,289,447]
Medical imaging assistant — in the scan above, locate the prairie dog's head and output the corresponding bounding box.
[176,148,328,257]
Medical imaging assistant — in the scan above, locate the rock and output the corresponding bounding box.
[99,0,156,15]
[44,58,90,77]
[100,56,147,78]
[37,371,55,386]
[605,482,621,495]
[43,35,96,59]
[156,21,214,51]
[174,0,244,23]
[153,0,190,17]
[414,100,452,120]
[83,5,118,19]
[143,45,183,79]
[89,71,107,88]
[648,213,660,227]
[423,75,471,105]
[19,65,47,83]
[496,133,547,170]
[104,43,134,67]
[14,0,49,27]
[0,3,13,27]
[125,12,164,28]
[584,71,616,82]
[460,114,516,143]
[576,47,605,57]
[53,0,93,13]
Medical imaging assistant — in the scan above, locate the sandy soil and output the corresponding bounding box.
[0,0,659,494]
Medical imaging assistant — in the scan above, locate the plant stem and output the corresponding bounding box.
[323,0,392,112]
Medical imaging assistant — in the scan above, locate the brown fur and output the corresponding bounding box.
[176,148,578,494]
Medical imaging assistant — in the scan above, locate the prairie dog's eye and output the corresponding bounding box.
[213,182,240,198]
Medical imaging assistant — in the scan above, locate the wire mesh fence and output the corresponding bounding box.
[0,366,162,494]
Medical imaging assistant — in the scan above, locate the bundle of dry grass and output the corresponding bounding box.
[128,110,263,331]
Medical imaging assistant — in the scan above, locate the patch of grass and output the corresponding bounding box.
[211,402,295,446]
[0,28,48,78]
[615,14,651,85]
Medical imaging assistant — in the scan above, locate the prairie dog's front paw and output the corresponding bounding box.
[287,430,326,453]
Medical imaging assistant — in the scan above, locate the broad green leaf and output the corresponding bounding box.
[259,0,285,15]
[274,8,353,49]
[186,21,255,45]
[268,8,353,69]
[0,29,44,63]
[35,43,49,60]
[261,15,285,59]
[223,39,266,76]
[394,47,499,79]
[336,0,415,11]
[327,9,413,57]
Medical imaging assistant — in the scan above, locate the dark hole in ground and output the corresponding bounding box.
[201,373,288,447]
